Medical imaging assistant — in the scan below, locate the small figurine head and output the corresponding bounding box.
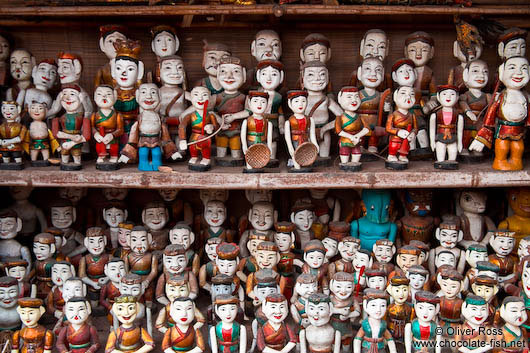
[256,60,284,91]
[361,189,393,225]
[102,188,129,201]
[337,237,358,262]
[357,58,385,90]
[387,276,410,305]
[274,222,295,252]
[99,24,127,60]
[251,30,281,61]
[158,188,180,202]
[168,223,195,250]
[32,233,56,261]
[507,187,530,218]
[190,86,211,112]
[303,240,326,269]
[365,268,387,290]
[16,297,45,328]
[413,290,440,323]
[59,84,83,113]
[9,49,35,81]
[142,201,168,231]
[290,201,315,232]
[322,236,340,261]
[59,187,87,205]
[301,61,329,92]
[1,101,21,123]
[247,91,269,116]
[396,246,420,274]
[245,189,272,204]
[372,239,396,264]
[248,233,272,259]
[163,244,187,275]
[404,31,434,67]
[391,59,416,87]
[217,56,246,93]
[497,28,527,60]
[330,272,354,300]
[471,275,499,303]
[104,258,126,284]
[249,201,275,232]
[518,236,530,259]
[500,296,527,328]
[434,250,456,270]
[111,39,144,89]
[294,273,318,299]
[475,261,499,281]
[103,201,128,229]
[338,86,361,113]
[128,226,151,255]
[50,228,67,251]
[436,85,459,108]
[353,249,372,273]
[255,241,280,269]
[151,25,179,58]
[215,243,240,277]
[64,297,91,326]
[402,189,433,217]
[57,52,82,85]
[436,215,463,249]
[453,38,483,64]
[4,259,28,283]
[406,265,429,292]
[112,295,140,326]
[489,230,516,257]
[28,101,48,122]
[458,190,487,215]
[462,60,489,90]
[136,83,160,111]
[362,289,388,320]
[165,274,190,301]
[84,227,107,256]
[465,243,488,269]
[0,33,11,62]
[94,85,117,110]
[211,274,236,300]
[170,297,195,325]
[205,237,222,262]
[300,33,331,64]
[499,56,530,90]
[254,269,280,305]
[262,293,288,324]
[51,261,75,288]
[204,200,227,228]
[32,59,57,89]
[160,55,185,87]
[305,293,331,327]
[0,277,19,309]
[360,29,388,61]
[63,277,87,302]
[521,261,530,296]
[214,294,239,324]
[118,221,134,248]
[120,273,144,298]
[393,86,416,111]
[437,267,464,299]
[287,90,308,114]
[0,210,22,240]
[201,41,230,77]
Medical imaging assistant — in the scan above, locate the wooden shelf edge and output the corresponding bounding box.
[0,161,529,189]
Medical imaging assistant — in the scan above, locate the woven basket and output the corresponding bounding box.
[294,142,318,167]
[245,143,271,169]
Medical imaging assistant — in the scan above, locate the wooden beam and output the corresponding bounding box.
[181,14,194,27]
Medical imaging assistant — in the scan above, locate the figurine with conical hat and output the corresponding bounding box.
[0,101,28,170]
[300,293,341,353]
[162,297,206,353]
[95,24,127,87]
[210,295,247,353]
[56,297,100,353]
[404,291,441,353]
[11,298,54,353]
[428,215,466,275]
[330,272,360,353]
[257,293,296,353]
[149,25,179,85]
[194,40,230,97]
[0,276,21,331]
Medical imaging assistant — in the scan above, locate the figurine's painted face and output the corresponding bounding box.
[94,86,116,109]
[0,216,19,239]
[435,252,456,269]
[257,66,283,91]
[501,38,527,60]
[60,88,82,113]
[455,42,483,63]
[394,86,416,111]
[500,57,530,90]
[1,103,18,122]
[393,65,416,87]
[322,238,338,259]
[473,284,497,302]
[166,283,190,301]
[397,254,419,273]
[211,284,233,299]
[51,206,74,229]
[466,250,488,269]
[114,301,138,325]
[103,188,128,201]
[438,229,459,249]
[160,58,184,86]
[304,251,325,269]
[17,306,43,327]
[501,301,527,327]
[508,187,530,218]
[216,259,238,277]
[33,242,53,261]
[256,249,279,269]
[101,32,127,59]
[248,239,263,258]
[296,282,318,298]
[33,62,57,89]
[104,207,127,228]
[249,203,274,231]
[359,59,384,89]
[118,228,131,248]
[404,190,432,217]
[338,90,361,112]
[169,228,193,249]
[437,89,458,108]
[408,273,427,290]
[464,61,488,90]
[204,201,226,228]
[65,300,90,325]
[57,59,80,84]
[255,286,278,303]
[459,191,486,214]
[353,252,371,272]
[249,96,268,115]
[338,241,357,261]
[491,236,515,257]
[388,284,409,304]
[263,299,289,324]
[274,232,292,252]
[10,49,33,81]
[163,254,187,274]
[302,43,329,64]
[246,189,272,203]
[330,280,353,300]
[137,83,160,111]
[120,282,142,297]
[203,50,230,76]
[86,236,106,256]
[143,207,167,231]
[190,86,211,111]
[364,298,387,320]
[105,261,125,283]
[518,239,530,259]
[288,95,307,114]
[153,31,178,57]
[205,243,219,262]
[361,32,388,61]
[302,66,328,92]
[170,299,195,324]
[292,210,314,232]
[306,301,331,327]
[414,302,437,322]
[218,63,245,92]
[216,303,238,323]
[29,103,47,122]
[129,230,149,254]
[158,188,180,202]
[439,278,461,298]
[367,276,386,290]
[373,245,393,263]
[6,266,26,282]
[252,32,281,61]
[0,285,18,308]
[51,263,73,287]
[63,280,84,302]
[59,187,85,204]
[114,58,139,89]
[0,36,9,62]
[406,41,433,67]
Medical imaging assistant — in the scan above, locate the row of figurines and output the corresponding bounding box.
[0,24,528,171]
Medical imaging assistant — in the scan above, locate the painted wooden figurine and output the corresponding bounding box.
[493,297,528,352]
[194,41,230,96]
[161,297,206,353]
[404,291,441,353]
[488,230,517,292]
[102,201,128,251]
[250,269,280,352]
[149,25,179,85]
[274,222,297,301]
[28,101,58,166]
[11,298,54,353]
[0,276,21,331]
[158,55,187,141]
[300,293,341,353]
[366,269,388,292]
[386,276,412,343]
[456,190,495,249]
[436,267,464,340]
[0,32,11,101]
[46,261,75,329]
[0,210,32,268]
[470,275,499,326]
[328,236,356,280]
[462,243,488,291]
[100,257,126,325]
[168,224,200,276]
[31,233,58,299]
[498,27,527,61]
[352,250,372,295]
[0,101,28,169]
[397,189,437,246]
[210,295,247,353]
[49,199,86,266]
[290,273,318,329]
[453,295,492,353]
[349,29,391,90]
[214,243,245,309]
[498,187,530,251]
[56,297,100,353]
[141,201,169,251]
[239,201,275,259]
[198,237,223,292]
[330,272,360,353]
[246,242,280,301]
[288,202,315,248]
[4,259,32,298]
[257,293,296,353]
[389,246,420,281]
[428,215,466,275]
[17,59,56,116]
[95,24,127,87]
[405,266,429,304]
[301,240,329,294]
[6,49,35,102]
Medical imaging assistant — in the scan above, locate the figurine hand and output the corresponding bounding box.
[98,277,110,286]
[223,114,234,124]
[62,141,75,150]
[118,155,130,164]
[7,144,15,150]
[171,151,183,160]
[193,322,204,330]
[423,100,438,114]
[407,132,416,142]
[164,348,174,353]
[179,140,188,151]
[56,146,62,152]
[0,139,4,146]
[159,327,168,334]
[279,126,285,135]
[204,124,214,134]
[92,282,101,290]
[253,298,261,306]
[141,280,149,291]
[94,132,103,143]
[458,142,463,153]
[469,140,485,152]
[301,318,310,327]
[397,129,410,139]
[54,310,63,319]
[72,134,83,144]
[351,135,361,146]
[383,101,392,112]
[103,134,114,145]
[466,111,477,122]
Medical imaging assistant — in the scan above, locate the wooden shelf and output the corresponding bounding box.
[1,160,529,189]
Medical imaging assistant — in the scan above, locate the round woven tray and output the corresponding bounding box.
[245,143,271,169]
[294,142,318,167]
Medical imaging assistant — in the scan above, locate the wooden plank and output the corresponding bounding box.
[181,14,194,27]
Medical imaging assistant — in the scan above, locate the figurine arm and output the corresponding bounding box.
[284,121,295,157]
[66,240,87,258]
[332,199,341,222]
[155,307,168,333]
[291,303,301,324]
[87,325,101,353]
[113,113,125,138]
[309,118,319,151]
[146,254,159,287]
[56,326,69,353]
[198,265,211,292]
[267,121,273,151]
[43,329,54,353]
[188,272,199,300]
[404,323,412,353]
[100,284,111,311]
[238,231,250,258]
[281,325,297,353]
[429,113,436,151]
[353,327,364,353]
[428,249,436,276]
[333,330,341,353]
[457,249,466,274]
[135,328,155,353]
[240,119,248,154]
[81,93,94,118]
[388,223,397,243]
[385,113,399,136]
[239,325,247,353]
[457,114,464,152]
[209,326,218,353]
[459,95,476,121]
[435,326,442,353]
[387,337,397,353]
[350,220,359,238]
[156,274,169,305]
[20,246,32,274]
[278,107,285,135]
[11,330,20,353]
[329,98,343,117]
[299,329,307,353]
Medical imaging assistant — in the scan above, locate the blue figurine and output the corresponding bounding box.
[350,189,397,251]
